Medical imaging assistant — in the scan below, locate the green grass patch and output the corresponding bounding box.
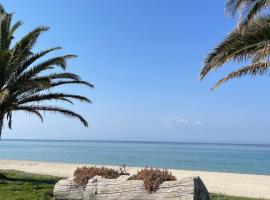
[210,194,264,200]
[0,170,60,200]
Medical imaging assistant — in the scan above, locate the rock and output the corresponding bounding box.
[54,175,209,200]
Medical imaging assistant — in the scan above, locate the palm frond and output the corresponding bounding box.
[241,0,270,28]
[14,55,76,84]
[16,105,88,127]
[15,26,49,48]
[7,26,49,72]
[212,61,270,90]
[9,20,22,37]
[225,0,246,17]
[225,0,270,30]
[0,12,12,50]
[17,93,92,105]
[51,80,94,88]
[12,106,43,122]
[200,15,270,80]
[15,47,61,75]
[42,72,81,81]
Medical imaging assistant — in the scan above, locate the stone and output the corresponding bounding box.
[54,175,209,200]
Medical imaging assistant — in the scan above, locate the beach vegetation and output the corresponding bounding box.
[0,5,93,137]
[74,166,177,193]
[73,166,129,187]
[128,167,176,193]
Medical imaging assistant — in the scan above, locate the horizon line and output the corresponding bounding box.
[2,138,270,146]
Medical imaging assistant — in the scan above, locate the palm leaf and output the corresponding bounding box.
[17,93,92,105]
[12,106,43,122]
[225,0,270,30]
[212,61,270,90]
[200,15,270,80]
[15,105,88,127]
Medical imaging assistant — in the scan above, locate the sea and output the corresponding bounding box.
[0,139,269,175]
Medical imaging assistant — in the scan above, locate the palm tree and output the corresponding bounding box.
[0,5,93,137]
[200,0,270,90]
[226,0,270,30]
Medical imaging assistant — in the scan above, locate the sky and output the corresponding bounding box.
[1,0,270,143]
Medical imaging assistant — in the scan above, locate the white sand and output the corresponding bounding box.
[0,160,269,199]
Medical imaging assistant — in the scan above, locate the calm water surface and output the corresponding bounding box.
[0,140,270,175]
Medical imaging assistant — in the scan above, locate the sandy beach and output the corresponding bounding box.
[0,160,269,199]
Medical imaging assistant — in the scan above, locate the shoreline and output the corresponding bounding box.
[0,159,269,199]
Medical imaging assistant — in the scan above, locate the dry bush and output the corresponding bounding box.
[73,166,124,187]
[128,167,176,193]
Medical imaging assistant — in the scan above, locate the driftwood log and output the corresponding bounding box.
[54,175,209,200]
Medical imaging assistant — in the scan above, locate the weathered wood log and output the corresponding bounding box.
[54,175,209,200]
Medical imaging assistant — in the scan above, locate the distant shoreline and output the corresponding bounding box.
[0,159,269,198]
[2,138,270,146]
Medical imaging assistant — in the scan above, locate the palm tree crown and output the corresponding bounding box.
[0,5,93,137]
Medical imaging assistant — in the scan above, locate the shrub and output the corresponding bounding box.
[73,166,128,187]
[128,167,176,193]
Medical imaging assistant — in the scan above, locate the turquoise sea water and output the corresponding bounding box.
[0,140,269,175]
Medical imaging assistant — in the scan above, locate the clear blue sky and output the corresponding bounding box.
[2,0,270,143]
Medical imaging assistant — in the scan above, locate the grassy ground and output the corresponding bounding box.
[0,170,265,200]
[210,194,264,200]
[0,170,60,200]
